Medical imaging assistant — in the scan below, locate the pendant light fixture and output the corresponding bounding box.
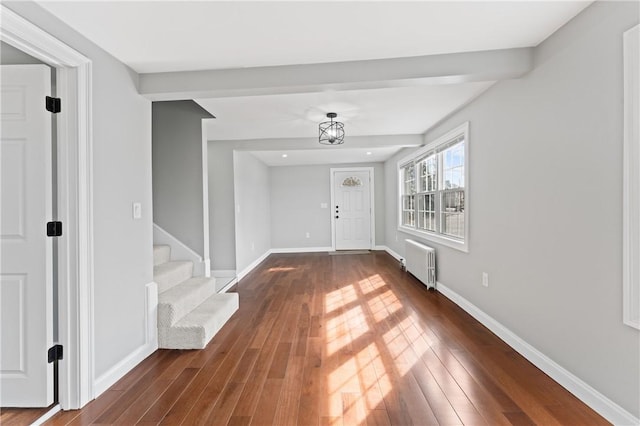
[319,112,345,145]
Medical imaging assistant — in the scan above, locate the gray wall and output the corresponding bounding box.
[5,2,154,380]
[233,152,271,273]
[208,140,238,270]
[208,134,419,270]
[270,163,385,249]
[385,1,639,416]
[152,101,212,256]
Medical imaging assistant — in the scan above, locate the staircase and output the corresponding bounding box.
[153,244,239,349]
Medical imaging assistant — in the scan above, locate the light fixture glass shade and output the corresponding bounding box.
[319,112,345,145]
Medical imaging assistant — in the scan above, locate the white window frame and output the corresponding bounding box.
[398,122,469,252]
[623,24,639,330]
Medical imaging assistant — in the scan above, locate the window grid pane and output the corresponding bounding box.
[417,193,436,231]
[441,142,465,190]
[441,189,464,238]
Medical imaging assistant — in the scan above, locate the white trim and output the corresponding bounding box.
[93,281,157,398]
[92,342,155,398]
[0,5,95,409]
[236,250,271,281]
[201,119,213,278]
[153,223,207,276]
[211,270,238,294]
[31,404,61,426]
[623,24,640,330]
[212,269,236,276]
[397,122,469,253]
[330,167,375,251]
[436,281,639,426]
[144,282,158,352]
[398,226,468,253]
[270,246,333,254]
[378,245,403,262]
[217,277,238,294]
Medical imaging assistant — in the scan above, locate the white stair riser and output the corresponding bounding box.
[154,261,193,293]
[158,294,239,350]
[158,278,217,327]
[153,245,171,266]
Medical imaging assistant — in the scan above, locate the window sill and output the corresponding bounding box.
[398,226,468,253]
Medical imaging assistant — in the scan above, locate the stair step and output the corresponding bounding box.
[159,293,239,349]
[154,260,193,293]
[153,244,171,266]
[158,276,217,327]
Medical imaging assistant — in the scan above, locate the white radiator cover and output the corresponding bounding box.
[405,239,436,289]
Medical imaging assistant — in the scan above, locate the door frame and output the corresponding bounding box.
[1,5,95,409]
[329,167,375,251]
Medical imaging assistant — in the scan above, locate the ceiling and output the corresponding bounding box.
[37,1,592,165]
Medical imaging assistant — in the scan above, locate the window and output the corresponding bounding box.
[398,122,469,251]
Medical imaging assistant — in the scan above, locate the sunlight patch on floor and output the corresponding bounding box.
[322,273,431,425]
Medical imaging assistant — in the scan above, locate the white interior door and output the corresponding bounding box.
[333,169,372,250]
[1,65,54,407]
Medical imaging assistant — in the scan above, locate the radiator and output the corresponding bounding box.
[405,239,436,289]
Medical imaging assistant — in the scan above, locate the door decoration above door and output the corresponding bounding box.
[341,176,363,187]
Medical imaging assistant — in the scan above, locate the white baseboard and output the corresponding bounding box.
[377,245,403,262]
[436,281,639,426]
[218,277,238,294]
[93,338,156,398]
[32,404,61,425]
[237,250,272,281]
[93,281,158,398]
[153,223,207,276]
[212,269,236,277]
[211,270,238,294]
[270,246,333,254]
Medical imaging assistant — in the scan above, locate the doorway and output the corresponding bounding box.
[0,5,94,410]
[330,167,375,251]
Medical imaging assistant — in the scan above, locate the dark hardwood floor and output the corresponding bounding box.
[3,252,609,425]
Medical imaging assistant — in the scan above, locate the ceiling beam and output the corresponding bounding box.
[139,47,532,101]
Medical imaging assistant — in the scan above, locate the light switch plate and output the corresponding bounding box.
[133,202,142,219]
[320,203,328,209]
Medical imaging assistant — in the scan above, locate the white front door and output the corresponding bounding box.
[1,65,54,407]
[333,169,372,250]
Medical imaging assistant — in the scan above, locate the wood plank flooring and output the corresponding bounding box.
[3,252,609,425]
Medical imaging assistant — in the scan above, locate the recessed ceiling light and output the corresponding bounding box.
[282,154,288,158]
[366,151,372,155]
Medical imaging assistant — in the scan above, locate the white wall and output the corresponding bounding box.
[233,151,271,274]
[152,100,212,256]
[385,1,639,417]
[5,2,154,381]
[270,163,385,249]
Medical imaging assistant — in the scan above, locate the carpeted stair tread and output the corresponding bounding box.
[158,276,217,327]
[158,293,239,350]
[153,245,171,266]
[154,260,193,293]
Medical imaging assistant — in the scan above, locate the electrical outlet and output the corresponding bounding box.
[306,232,310,238]
[482,272,489,287]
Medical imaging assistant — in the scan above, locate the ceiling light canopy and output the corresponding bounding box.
[319,112,344,145]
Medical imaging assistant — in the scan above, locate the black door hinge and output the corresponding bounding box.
[48,344,63,363]
[45,96,61,113]
[47,221,62,237]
